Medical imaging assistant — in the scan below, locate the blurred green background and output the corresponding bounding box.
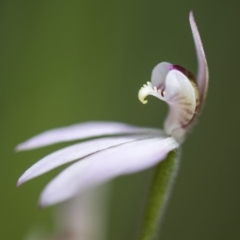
[1,0,240,239]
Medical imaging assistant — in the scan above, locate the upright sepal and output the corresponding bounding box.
[189,11,209,109]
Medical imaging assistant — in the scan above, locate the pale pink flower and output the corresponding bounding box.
[16,12,208,207]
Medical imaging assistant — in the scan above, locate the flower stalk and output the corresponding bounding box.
[140,150,179,240]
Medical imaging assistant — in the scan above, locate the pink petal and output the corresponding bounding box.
[18,135,150,186]
[16,121,161,151]
[39,136,179,207]
[189,11,209,107]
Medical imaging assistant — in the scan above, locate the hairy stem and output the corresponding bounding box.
[140,150,180,240]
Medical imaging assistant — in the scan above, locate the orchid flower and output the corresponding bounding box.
[16,11,208,209]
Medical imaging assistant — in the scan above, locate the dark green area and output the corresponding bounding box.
[1,0,240,239]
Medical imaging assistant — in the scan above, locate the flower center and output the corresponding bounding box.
[138,64,199,143]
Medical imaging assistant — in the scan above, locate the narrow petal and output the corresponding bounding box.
[16,121,161,151]
[18,135,153,185]
[39,137,179,207]
[189,11,209,107]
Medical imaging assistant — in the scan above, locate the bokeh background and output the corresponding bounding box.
[1,0,240,239]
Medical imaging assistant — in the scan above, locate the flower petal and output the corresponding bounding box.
[16,121,161,151]
[163,69,197,142]
[189,11,209,108]
[151,62,172,88]
[18,135,152,185]
[39,136,179,207]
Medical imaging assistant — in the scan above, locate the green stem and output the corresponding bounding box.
[140,150,180,240]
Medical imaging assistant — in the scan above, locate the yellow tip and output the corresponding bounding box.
[138,86,150,104]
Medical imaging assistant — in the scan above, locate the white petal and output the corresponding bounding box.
[16,121,161,151]
[18,135,152,185]
[39,136,179,207]
[163,69,197,142]
[151,62,172,88]
[189,11,209,107]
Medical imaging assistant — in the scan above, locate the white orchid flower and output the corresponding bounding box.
[16,11,208,207]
